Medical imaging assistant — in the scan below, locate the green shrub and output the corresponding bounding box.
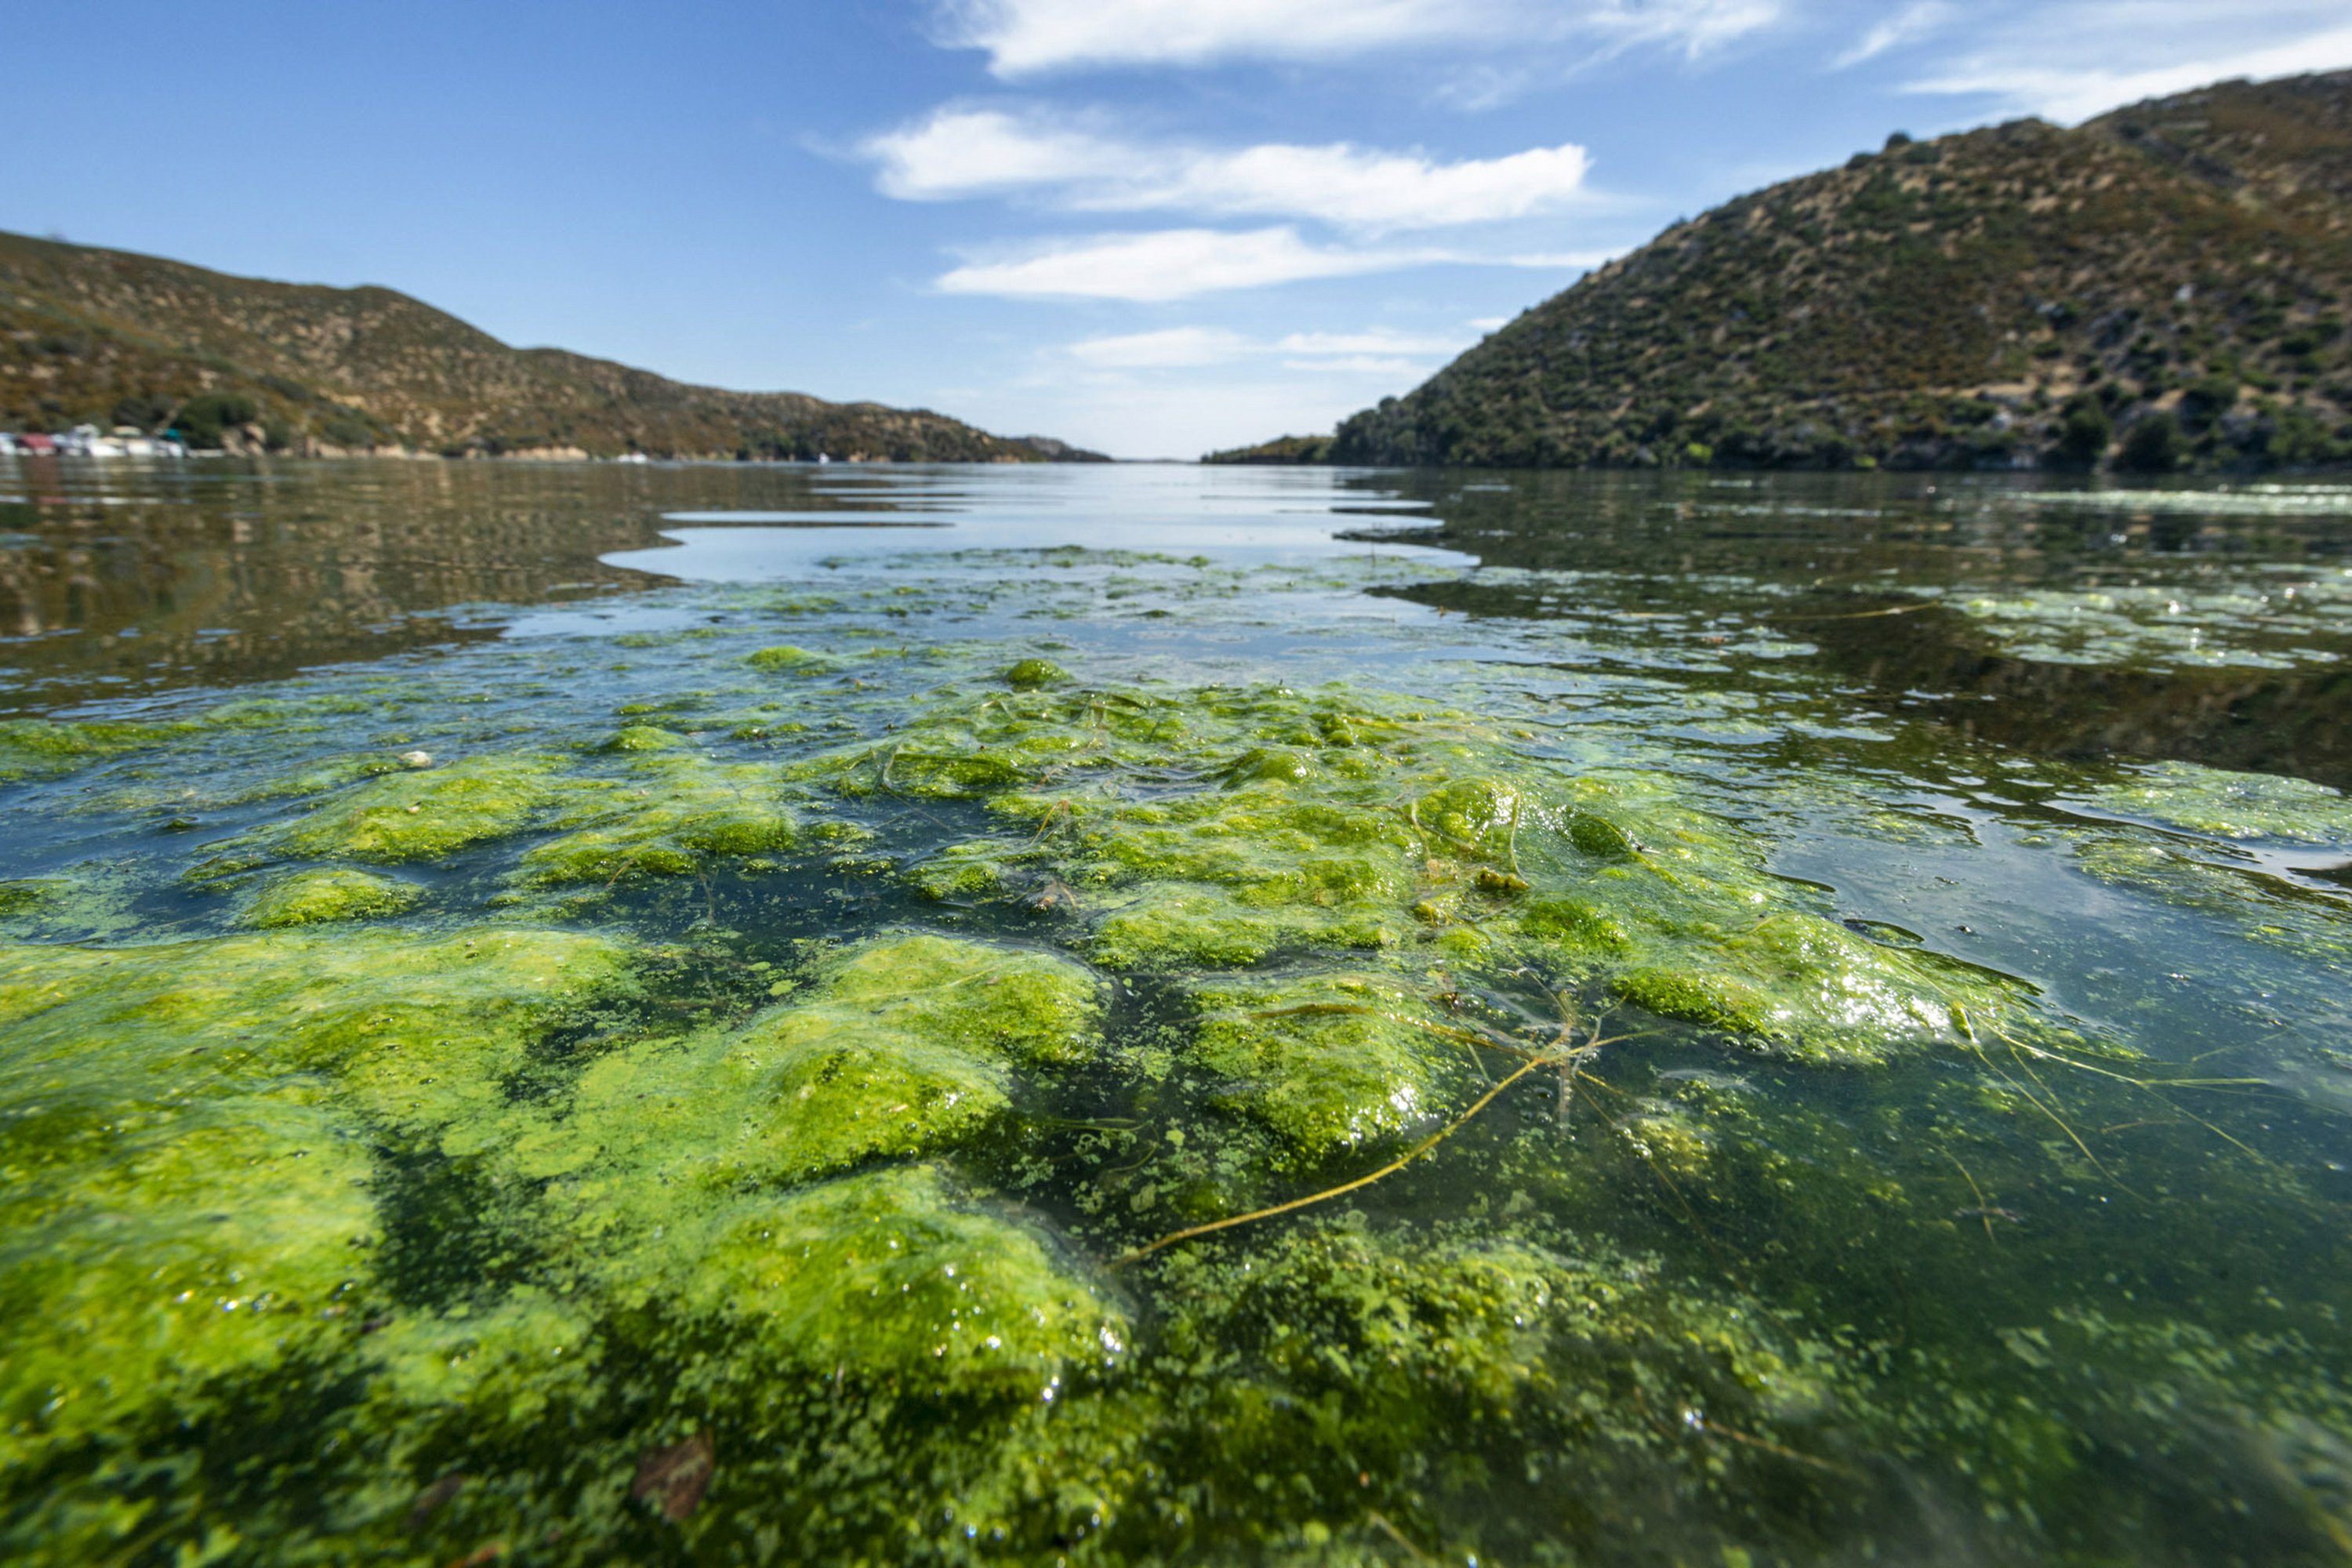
[173,393,260,448]
[2119,411,2180,471]
[2057,395,2113,465]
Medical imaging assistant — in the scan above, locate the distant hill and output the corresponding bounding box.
[0,230,1104,462]
[1213,70,2352,472]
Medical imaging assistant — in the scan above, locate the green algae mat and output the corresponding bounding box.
[3,462,2352,1565]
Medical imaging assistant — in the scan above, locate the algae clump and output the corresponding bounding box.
[0,924,640,1506]
[520,754,804,886]
[745,644,833,673]
[241,866,421,927]
[517,933,1104,1196]
[279,753,561,862]
[1189,971,1454,1156]
[1003,657,1070,690]
[665,1165,1125,1399]
[0,718,188,780]
[864,684,2021,1064]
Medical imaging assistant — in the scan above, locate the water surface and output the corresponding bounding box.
[3,456,2350,1565]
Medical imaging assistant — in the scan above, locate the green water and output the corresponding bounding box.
[2,457,2350,1565]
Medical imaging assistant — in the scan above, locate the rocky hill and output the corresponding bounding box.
[0,230,1102,462]
[1215,70,2352,472]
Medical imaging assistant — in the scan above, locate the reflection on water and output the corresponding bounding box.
[3,456,2351,1565]
[1340,468,2352,789]
[0,458,687,709]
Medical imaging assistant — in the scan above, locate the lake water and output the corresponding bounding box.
[3,456,2350,1565]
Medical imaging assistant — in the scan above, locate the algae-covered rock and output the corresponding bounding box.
[720,1011,1011,1183]
[0,928,637,1143]
[241,866,421,927]
[0,924,635,1500]
[0,1098,378,1475]
[662,1165,1125,1399]
[520,754,801,886]
[812,932,1105,1067]
[707,932,1100,1182]
[867,684,2020,1062]
[1589,909,2013,1062]
[1091,884,1399,969]
[601,723,688,753]
[280,753,561,862]
[0,717,188,780]
[518,933,1102,1196]
[746,644,833,673]
[1003,657,1071,690]
[1189,971,1454,1156]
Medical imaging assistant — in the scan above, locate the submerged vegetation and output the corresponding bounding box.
[3,464,2351,1564]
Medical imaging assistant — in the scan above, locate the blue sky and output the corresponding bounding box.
[9,1,2350,457]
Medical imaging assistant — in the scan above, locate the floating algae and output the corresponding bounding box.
[861,683,2020,1065]
[5,469,2352,1566]
[0,717,190,781]
[2072,759,2352,846]
[1911,568,2352,673]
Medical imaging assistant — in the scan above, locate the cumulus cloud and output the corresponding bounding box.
[932,0,1784,78]
[939,227,1603,301]
[1898,2,2352,123]
[866,108,1594,233]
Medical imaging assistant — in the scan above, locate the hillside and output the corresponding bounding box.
[1215,70,2352,472]
[0,231,1101,462]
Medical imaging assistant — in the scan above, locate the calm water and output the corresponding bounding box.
[3,456,2350,1565]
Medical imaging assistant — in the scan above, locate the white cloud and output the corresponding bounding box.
[1898,3,2352,124]
[940,228,1417,301]
[1829,1,1951,70]
[1064,327,1254,367]
[938,227,1604,301]
[1059,324,1476,370]
[932,0,1784,78]
[935,0,1497,77]
[865,107,1128,200]
[866,109,1593,233]
[1577,0,1786,60]
[1280,354,1422,376]
[1276,329,1470,355]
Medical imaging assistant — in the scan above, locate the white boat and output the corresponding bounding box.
[56,424,186,458]
[59,424,126,457]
